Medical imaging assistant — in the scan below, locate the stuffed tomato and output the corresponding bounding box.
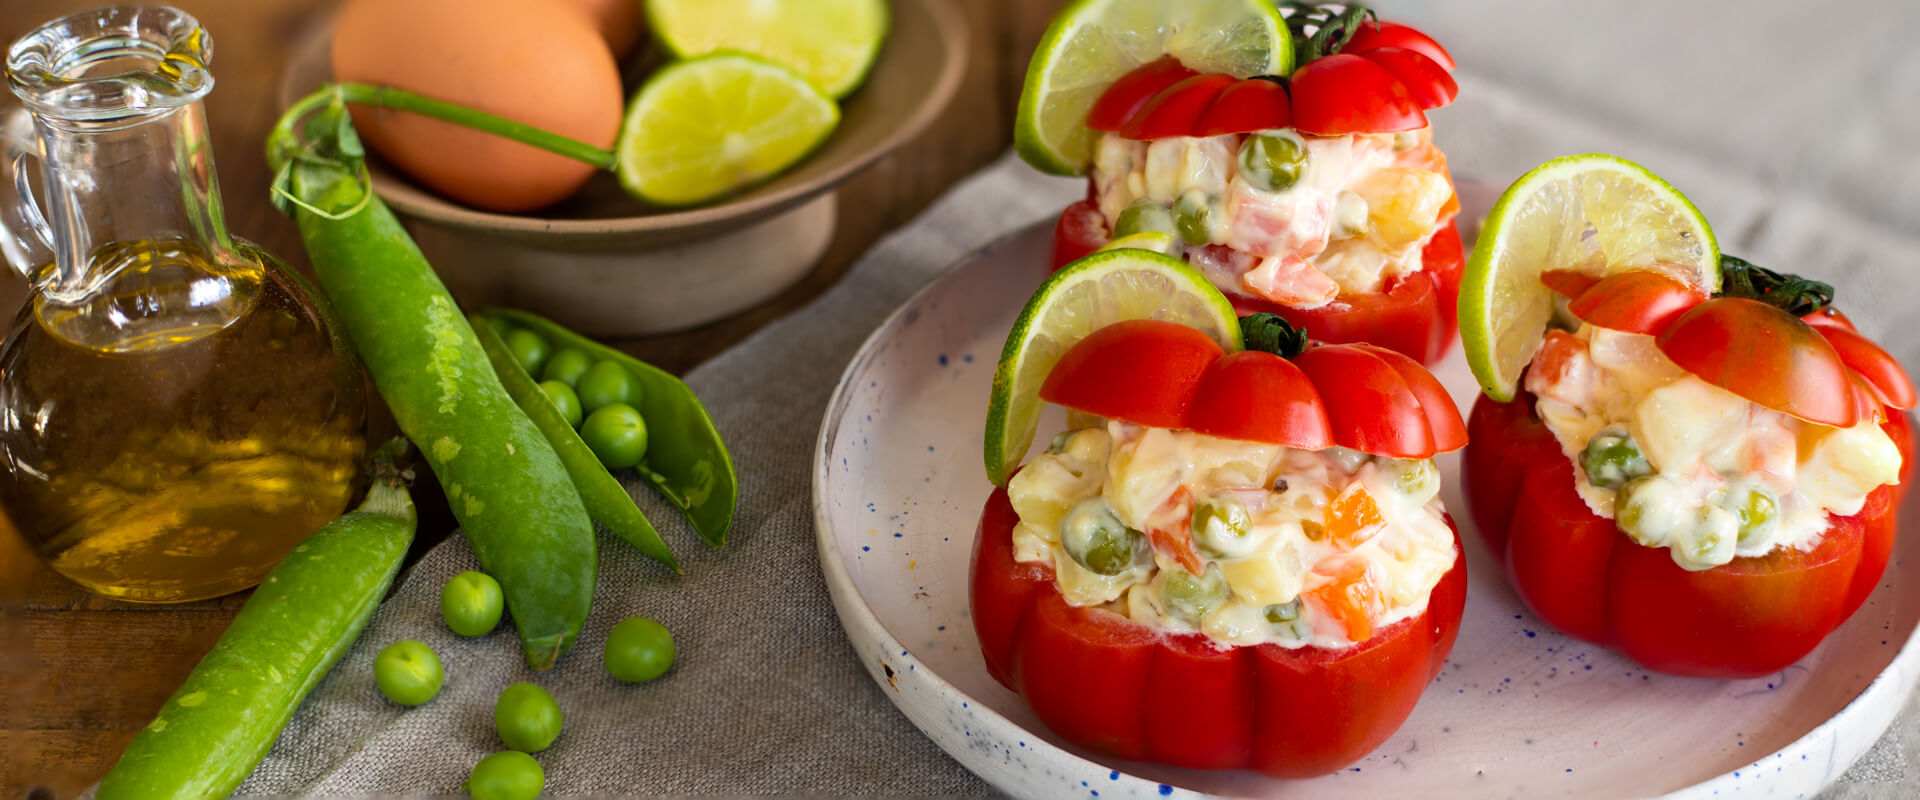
[1464,258,1916,679]
[1040,5,1465,364]
[973,313,1467,776]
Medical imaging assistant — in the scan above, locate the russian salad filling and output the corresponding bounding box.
[1089,128,1453,309]
[1526,324,1903,571]
[1006,419,1456,649]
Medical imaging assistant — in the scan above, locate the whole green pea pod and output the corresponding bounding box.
[96,441,417,800]
[267,96,595,669]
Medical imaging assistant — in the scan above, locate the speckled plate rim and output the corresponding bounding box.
[810,222,1920,800]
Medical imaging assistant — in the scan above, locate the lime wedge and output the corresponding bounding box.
[616,53,839,207]
[1462,153,1719,402]
[1099,231,1179,257]
[646,0,888,98]
[985,249,1241,485]
[1015,0,1291,176]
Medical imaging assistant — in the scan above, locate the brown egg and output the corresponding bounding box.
[563,0,644,60]
[331,0,623,213]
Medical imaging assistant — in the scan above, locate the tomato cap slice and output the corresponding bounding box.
[1185,350,1332,448]
[1656,297,1860,427]
[1289,54,1426,135]
[1086,57,1200,132]
[1039,319,1223,427]
[1118,73,1237,140]
[1342,21,1456,71]
[1352,46,1456,109]
[1565,271,1708,335]
[1193,78,1291,137]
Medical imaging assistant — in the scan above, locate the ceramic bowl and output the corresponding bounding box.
[811,221,1920,799]
[278,0,966,337]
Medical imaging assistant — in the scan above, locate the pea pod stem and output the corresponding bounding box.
[280,82,618,172]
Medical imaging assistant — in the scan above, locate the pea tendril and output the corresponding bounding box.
[1241,313,1311,358]
[1718,255,1835,317]
[1280,2,1378,65]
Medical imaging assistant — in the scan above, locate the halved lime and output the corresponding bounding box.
[1462,153,1719,401]
[617,53,839,207]
[1015,0,1291,176]
[1099,230,1179,257]
[646,0,888,98]
[985,249,1241,485]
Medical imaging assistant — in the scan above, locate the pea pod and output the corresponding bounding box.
[471,314,680,572]
[97,442,417,800]
[480,309,737,546]
[267,97,596,668]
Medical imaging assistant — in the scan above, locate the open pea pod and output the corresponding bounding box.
[472,316,681,572]
[482,309,738,547]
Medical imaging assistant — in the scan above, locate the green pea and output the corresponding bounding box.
[542,348,594,387]
[1114,200,1176,238]
[1263,598,1312,640]
[1174,191,1212,245]
[441,571,504,637]
[503,329,552,377]
[494,682,563,753]
[580,403,649,469]
[1385,458,1439,502]
[1162,564,1231,623]
[1237,132,1306,193]
[465,751,543,800]
[538,380,584,429]
[576,360,637,414]
[1046,431,1074,455]
[605,616,676,683]
[1617,475,1686,548]
[485,317,518,339]
[1332,190,1369,238]
[1192,494,1253,559]
[1726,485,1779,548]
[373,640,443,707]
[1263,599,1301,624]
[1581,428,1653,489]
[1058,498,1148,576]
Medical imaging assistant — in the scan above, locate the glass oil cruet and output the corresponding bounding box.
[0,6,367,602]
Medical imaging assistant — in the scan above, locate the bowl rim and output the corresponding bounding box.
[277,0,969,239]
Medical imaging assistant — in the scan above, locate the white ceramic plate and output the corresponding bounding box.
[812,223,1920,799]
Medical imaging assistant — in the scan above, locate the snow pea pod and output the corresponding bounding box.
[97,442,417,800]
[481,309,737,547]
[472,313,680,572]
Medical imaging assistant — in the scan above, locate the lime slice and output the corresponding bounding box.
[985,249,1241,485]
[1462,153,1719,402]
[1099,231,1179,257]
[616,53,839,207]
[1015,0,1291,176]
[646,0,888,98]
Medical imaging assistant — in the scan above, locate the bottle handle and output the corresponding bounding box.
[0,105,54,281]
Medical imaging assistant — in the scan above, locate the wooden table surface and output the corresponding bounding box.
[0,0,1057,794]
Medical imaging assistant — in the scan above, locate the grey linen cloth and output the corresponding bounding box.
[234,1,1920,793]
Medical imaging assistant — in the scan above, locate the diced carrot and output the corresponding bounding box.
[1306,554,1384,642]
[1325,484,1384,549]
[1145,487,1207,575]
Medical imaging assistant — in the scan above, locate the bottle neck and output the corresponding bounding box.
[33,99,237,302]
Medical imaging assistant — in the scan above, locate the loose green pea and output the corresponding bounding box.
[1059,498,1148,576]
[1163,564,1231,623]
[373,640,443,707]
[465,751,543,800]
[1581,428,1653,489]
[1238,132,1306,193]
[605,616,675,683]
[1192,494,1253,559]
[575,360,637,414]
[542,348,594,387]
[1114,200,1176,238]
[1174,191,1212,245]
[503,329,551,377]
[441,571,505,637]
[494,682,562,753]
[580,403,649,469]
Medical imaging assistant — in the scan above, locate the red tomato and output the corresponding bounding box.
[1462,391,1912,678]
[1563,271,1708,335]
[1288,54,1426,135]
[1193,78,1291,137]
[970,483,1467,776]
[1119,73,1237,140]
[1240,221,1464,365]
[1042,319,1465,459]
[1815,324,1917,410]
[1086,57,1199,132]
[1802,307,1857,332]
[1051,199,1109,269]
[1657,297,1862,427]
[1343,20,1456,71]
[1352,46,1456,109]
[1039,320,1222,429]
